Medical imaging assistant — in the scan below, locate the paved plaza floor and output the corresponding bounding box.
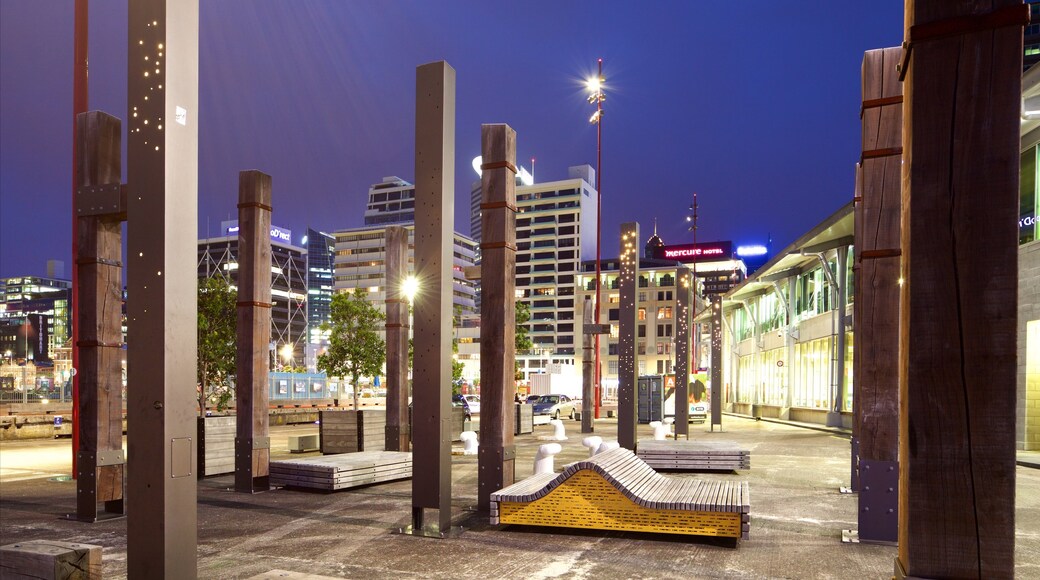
[1,415,1038,579]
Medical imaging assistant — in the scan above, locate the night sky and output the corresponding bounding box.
[0,1,905,278]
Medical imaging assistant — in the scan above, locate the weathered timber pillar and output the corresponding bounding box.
[710,296,723,430]
[234,170,272,493]
[674,266,691,437]
[581,297,595,434]
[411,60,456,535]
[75,110,126,522]
[477,123,517,512]
[855,46,902,543]
[385,225,410,452]
[126,0,199,576]
[617,223,639,450]
[897,3,1024,577]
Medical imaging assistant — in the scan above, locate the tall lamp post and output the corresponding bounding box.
[686,194,698,371]
[586,59,605,418]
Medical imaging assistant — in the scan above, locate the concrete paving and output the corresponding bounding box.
[1,415,1038,579]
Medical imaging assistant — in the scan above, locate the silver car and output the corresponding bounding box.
[531,394,576,420]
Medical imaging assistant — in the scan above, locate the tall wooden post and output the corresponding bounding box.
[581,297,595,434]
[411,60,456,535]
[674,266,691,437]
[234,170,272,493]
[855,46,902,543]
[385,225,410,452]
[126,1,199,576]
[477,124,517,512]
[75,110,126,522]
[617,223,639,450]
[898,3,1024,577]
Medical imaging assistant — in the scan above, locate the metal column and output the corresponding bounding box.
[709,296,723,430]
[617,223,639,450]
[410,61,456,536]
[674,266,691,437]
[126,0,199,576]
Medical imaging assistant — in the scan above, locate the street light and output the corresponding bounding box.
[686,194,699,371]
[586,58,606,419]
[402,275,420,305]
[279,343,294,369]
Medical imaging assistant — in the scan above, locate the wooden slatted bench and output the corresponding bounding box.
[270,451,411,491]
[636,439,751,471]
[490,447,749,541]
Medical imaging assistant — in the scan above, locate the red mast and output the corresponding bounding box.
[71,0,88,476]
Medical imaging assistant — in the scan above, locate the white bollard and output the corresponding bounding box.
[460,430,478,455]
[581,436,603,457]
[549,419,568,441]
[650,420,668,441]
[534,443,563,474]
[663,417,675,438]
[595,440,620,455]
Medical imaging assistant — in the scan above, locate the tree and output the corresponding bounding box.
[318,288,386,411]
[452,306,465,393]
[197,276,237,416]
[515,300,532,382]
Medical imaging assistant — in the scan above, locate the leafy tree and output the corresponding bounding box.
[318,288,386,410]
[515,300,532,382]
[452,306,465,393]
[197,277,237,416]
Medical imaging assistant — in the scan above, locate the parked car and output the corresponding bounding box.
[531,394,576,420]
[525,394,541,404]
[463,394,480,414]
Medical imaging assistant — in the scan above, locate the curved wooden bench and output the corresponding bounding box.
[490,447,749,540]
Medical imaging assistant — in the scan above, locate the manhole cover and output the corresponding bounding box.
[49,476,73,483]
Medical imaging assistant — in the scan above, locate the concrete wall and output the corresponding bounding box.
[1020,240,1040,450]
[0,408,323,441]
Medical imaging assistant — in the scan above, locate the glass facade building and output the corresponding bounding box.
[306,228,336,350]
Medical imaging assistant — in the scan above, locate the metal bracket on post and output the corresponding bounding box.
[840,436,859,494]
[843,458,898,544]
[856,459,898,544]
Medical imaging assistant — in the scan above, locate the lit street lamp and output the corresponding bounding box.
[686,194,699,371]
[402,275,420,305]
[279,343,294,370]
[586,58,605,419]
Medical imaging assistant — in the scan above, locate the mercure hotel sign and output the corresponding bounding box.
[653,241,734,263]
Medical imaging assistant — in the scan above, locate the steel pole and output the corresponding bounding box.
[593,58,603,419]
[71,0,88,479]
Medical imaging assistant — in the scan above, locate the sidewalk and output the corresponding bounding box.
[2,415,1037,579]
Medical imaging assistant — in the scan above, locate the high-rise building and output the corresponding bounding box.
[0,275,72,362]
[331,225,478,319]
[305,228,336,359]
[198,222,308,366]
[470,165,599,380]
[364,177,417,226]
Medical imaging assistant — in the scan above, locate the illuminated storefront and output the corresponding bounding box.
[699,203,854,427]
[1019,64,1040,450]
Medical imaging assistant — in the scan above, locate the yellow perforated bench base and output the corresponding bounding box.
[498,469,742,538]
